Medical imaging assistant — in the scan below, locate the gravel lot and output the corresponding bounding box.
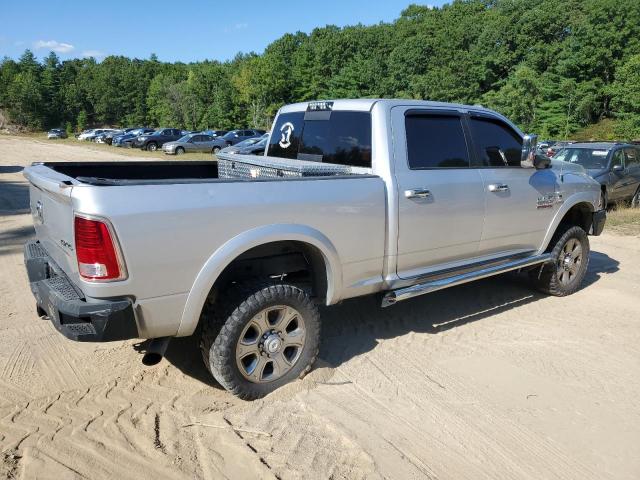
[1,134,639,480]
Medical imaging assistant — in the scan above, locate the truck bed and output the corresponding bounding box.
[47,161,220,186]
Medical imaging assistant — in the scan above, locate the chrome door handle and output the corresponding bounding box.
[405,188,431,199]
[488,183,509,193]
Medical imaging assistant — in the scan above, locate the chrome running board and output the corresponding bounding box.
[381,253,552,307]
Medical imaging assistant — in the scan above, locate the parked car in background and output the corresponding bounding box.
[113,128,155,148]
[47,128,67,139]
[77,129,98,141]
[546,140,574,157]
[202,129,228,138]
[553,142,640,207]
[537,140,556,153]
[79,129,115,142]
[97,128,138,145]
[162,133,219,155]
[132,128,183,151]
[210,129,266,154]
[95,129,122,144]
[219,133,269,156]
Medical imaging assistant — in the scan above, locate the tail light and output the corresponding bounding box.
[74,215,127,281]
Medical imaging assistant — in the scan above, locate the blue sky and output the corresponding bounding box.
[0,0,447,63]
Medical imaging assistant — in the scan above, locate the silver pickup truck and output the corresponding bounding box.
[23,99,606,399]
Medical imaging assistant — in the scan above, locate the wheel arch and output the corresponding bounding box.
[538,195,596,254]
[176,224,342,337]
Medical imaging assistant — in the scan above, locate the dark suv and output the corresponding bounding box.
[132,128,183,151]
[553,142,640,207]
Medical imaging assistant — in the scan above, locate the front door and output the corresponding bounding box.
[623,147,640,199]
[393,107,486,279]
[609,149,628,202]
[467,114,559,255]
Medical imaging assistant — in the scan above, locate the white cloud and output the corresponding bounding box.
[33,40,75,53]
[224,23,249,33]
[81,50,106,59]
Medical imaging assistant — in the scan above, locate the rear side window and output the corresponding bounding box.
[405,114,470,168]
[267,111,372,168]
[469,117,522,167]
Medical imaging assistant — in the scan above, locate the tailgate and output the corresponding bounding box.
[23,164,79,280]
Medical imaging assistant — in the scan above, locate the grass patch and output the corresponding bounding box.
[606,205,640,236]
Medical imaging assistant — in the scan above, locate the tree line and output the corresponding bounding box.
[1,0,639,139]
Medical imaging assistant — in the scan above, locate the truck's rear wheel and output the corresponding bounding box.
[529,225,590,296]
[200,281,320,400]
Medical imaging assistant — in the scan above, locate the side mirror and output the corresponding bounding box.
[521,134,538,168]
[612,164,624,172]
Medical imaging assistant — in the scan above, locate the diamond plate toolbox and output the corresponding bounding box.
[217,153,371,180]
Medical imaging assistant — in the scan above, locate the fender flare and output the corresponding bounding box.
[176,224,342,337]
[536,192,596,254]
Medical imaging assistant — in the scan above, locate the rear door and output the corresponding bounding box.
[199,135,214,152]
[393,107,486,279]
[188,135,202,152]
[467,114,558,256]
[623,147,640,199]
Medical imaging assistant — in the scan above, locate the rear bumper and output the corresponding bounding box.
[591,209,606,236]
[24,241,139,342]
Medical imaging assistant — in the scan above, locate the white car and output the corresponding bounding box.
[77,129,96,141]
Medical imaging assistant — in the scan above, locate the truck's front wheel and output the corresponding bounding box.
[200,281,320,400]
[529,225,590,296]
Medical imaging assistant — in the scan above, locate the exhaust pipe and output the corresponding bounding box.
[142,337,171,366]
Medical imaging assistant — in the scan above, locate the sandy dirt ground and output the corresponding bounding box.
[0,135,639,480]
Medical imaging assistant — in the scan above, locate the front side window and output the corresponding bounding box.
[624,148,638,167]
[405,114,470,168]
[469,117,522,167]
[611,149,624,168]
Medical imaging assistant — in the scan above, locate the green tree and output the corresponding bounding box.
[77,110,88,131]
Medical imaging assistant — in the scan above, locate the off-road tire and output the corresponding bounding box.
[200,281,320,400]
[146,142,157,152]
[529,225,590,296]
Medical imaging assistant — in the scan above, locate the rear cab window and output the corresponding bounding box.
[267,104,372,169]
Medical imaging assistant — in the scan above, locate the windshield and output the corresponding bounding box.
[236,138,258,147]
[554,148,610,169]
[177,134,193,142]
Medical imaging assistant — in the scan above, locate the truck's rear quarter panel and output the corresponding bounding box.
[68,176,386,337]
